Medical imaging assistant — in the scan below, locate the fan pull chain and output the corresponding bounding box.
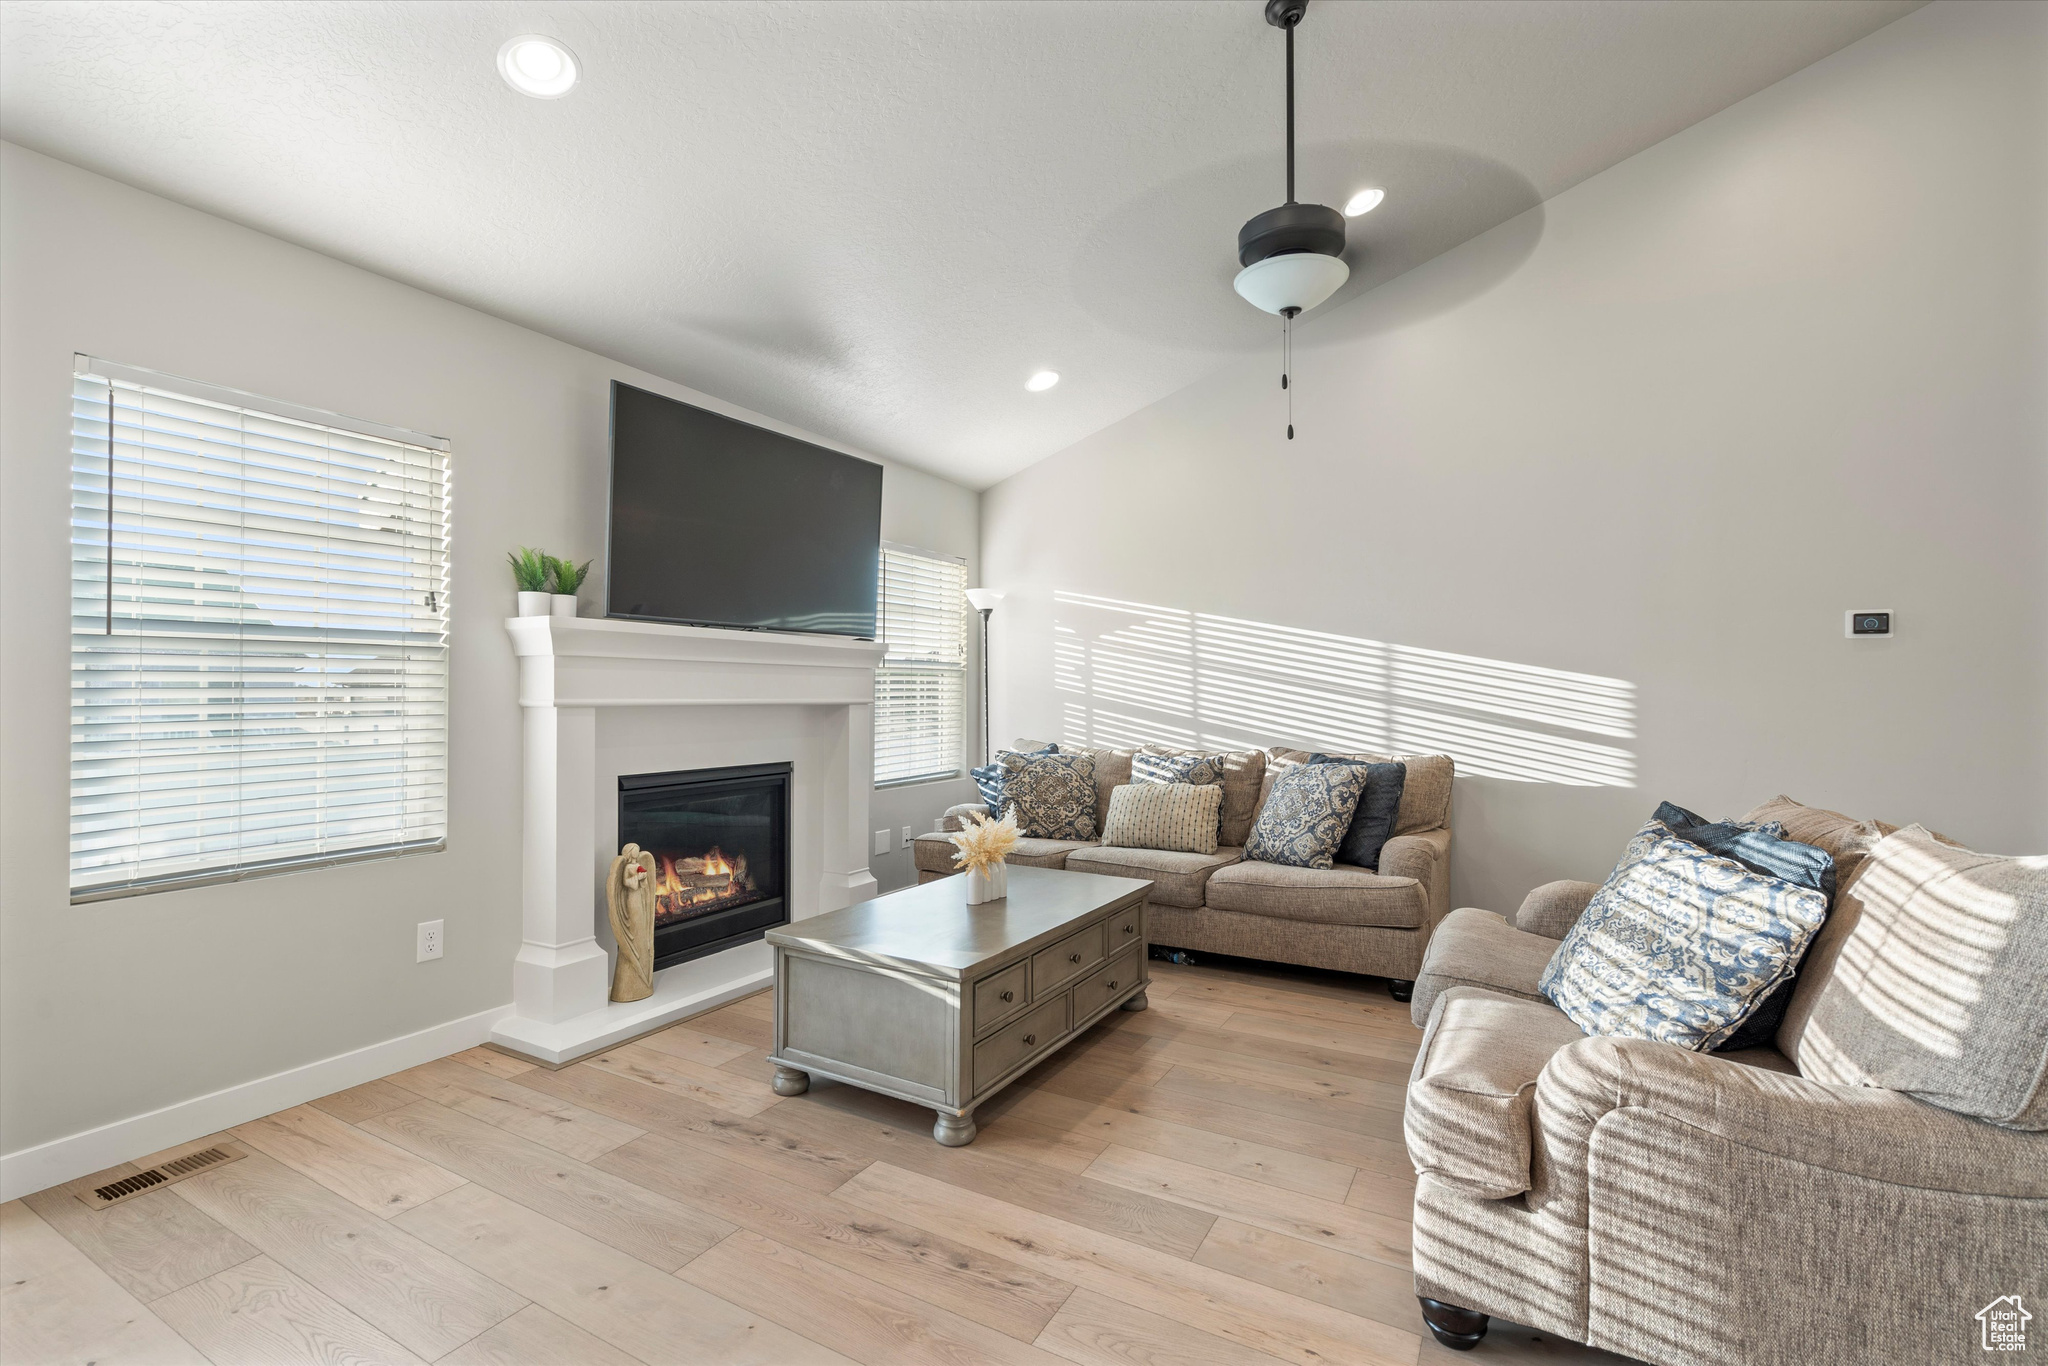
[1281,310,1295,440]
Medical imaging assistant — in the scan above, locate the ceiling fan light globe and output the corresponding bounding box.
[1232,252,1350,316]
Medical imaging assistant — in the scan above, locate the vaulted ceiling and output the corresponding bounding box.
[1,1,1920,487]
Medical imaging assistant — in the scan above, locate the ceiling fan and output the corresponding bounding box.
[1233,0,1348,439]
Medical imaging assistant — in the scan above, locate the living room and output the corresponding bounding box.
[0,2,2040,1364]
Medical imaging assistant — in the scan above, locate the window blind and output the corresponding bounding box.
[69,358,451,902]
[874,544,967,787]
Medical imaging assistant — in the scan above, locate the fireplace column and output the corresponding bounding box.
[512,700,611,1027]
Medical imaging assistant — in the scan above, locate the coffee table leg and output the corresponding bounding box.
[1121,989,1149,1011]
[933,1109,978,1147]
[771,1066,810,1097]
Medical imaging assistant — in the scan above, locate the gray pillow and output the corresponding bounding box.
[1244,763,1369,870]
[1797,826,2048,1129]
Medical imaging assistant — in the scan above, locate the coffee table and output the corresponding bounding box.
[764,864,1152,1145]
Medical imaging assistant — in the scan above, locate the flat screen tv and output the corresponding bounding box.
[605,382,883,637]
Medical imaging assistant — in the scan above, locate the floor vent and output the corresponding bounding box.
[78,1141,248,1210]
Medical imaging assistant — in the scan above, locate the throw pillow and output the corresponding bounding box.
[971,743,1056,814]
[1100,783,1223,856]
[1243,762,1370,870]
[1264,747,1452,836]
[1539,818,1830,1050]
[998,749,1098,841]
[1142,746,1267,847]
[1798,826,2048,1129]
[1309,755,1407,869]
[1131,751,1226,788]
[1653,799,1837,1051]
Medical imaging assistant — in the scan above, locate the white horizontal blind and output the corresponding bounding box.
[874,544,967,787]
[69,361,451,902]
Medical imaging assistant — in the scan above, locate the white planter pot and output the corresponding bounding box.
[517,591,552,617]
[964,861,1008,905]
[551,594,579,619]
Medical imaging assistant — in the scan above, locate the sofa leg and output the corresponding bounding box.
[1417,1298,1488,1351]
[1388,979,1414,1003]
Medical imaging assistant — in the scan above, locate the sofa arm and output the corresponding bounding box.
[1513,880,1600,939]
[1532,1035,2048,1219]
[1381,826,1452,929]
[938,802,988,833]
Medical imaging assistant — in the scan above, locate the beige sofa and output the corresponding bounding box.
[1402,796,2047,1363]
[912,740,1454,995]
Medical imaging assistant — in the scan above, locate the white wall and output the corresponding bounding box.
[982,0,2047,917]
[0,143,979,1166]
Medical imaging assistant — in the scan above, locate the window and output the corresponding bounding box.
[873,543,967,787]
[69,357,451,902]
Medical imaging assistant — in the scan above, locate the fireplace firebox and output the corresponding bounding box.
[619,762,791,970]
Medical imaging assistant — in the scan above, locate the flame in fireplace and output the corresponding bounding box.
[651,845,758,926]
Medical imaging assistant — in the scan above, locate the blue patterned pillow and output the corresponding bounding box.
[1132,751,1226,788]
[971,744,1056,814]
[1307,755,1407,870]
[1540,819,1830,1050]
[1243,763,1369,870]
[998,750,1098,840]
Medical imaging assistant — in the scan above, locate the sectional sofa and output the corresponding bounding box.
[913,740,1455,994]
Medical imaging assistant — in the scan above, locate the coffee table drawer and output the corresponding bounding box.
[1106,904,1144,956]
[1032,922,1105,997]
[971,961,1030,1034]
[973,995,1069,1092]
[1073,946,1141,1020]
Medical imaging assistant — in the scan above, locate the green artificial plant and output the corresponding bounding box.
[548,555,592,596]
[507,545,550,592]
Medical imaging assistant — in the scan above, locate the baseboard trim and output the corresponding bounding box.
[0,1001,511,1202]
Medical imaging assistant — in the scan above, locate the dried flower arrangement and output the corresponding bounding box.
[949,808,1020,875]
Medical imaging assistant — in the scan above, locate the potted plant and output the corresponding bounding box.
[508,546,551,616]
[548,555,592,618]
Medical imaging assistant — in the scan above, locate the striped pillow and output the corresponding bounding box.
[1100,783,1222,856]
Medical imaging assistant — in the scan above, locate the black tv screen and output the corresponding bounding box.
[605,382,883,637]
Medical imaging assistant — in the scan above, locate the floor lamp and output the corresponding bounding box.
[964,589,1004,764]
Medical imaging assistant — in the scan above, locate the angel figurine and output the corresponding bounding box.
[606,842,657,1002]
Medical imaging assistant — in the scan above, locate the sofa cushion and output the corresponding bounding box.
[999,749,1098,840]
[1138,746,1266,848]
[1266,747,1453,836]
[970,742,1056,816]
[1100,782,1222,856]
[1063,844,1242,908]
[912,831,1093,874]
[1411,907,1561,1026]
[1016,739,1133,833]
[1539,818,1829,1050]
[1307,756,1407,871]
[1797,826,2048,1129]
[1244,762,1369,870]
[1204,858,1425,927]
[1407,986,1589,1199]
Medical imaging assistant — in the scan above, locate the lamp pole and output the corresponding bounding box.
[963,589,1004,765]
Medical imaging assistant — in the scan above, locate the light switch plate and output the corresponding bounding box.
[873,829,891,856]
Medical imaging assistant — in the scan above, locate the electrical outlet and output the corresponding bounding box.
[417,919,443,962]
[873,829,891,856]
[900,826,913,849]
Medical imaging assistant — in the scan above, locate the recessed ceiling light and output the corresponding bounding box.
[1025,371,1060,392]
[498,36,579,98]
[1344,187,1386,217]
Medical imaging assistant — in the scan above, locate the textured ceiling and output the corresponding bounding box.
[1,0,1920,488]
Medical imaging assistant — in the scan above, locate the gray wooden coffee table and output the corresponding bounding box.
[764,864,1152,1145]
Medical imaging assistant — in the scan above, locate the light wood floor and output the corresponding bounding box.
[2,955,1639,1365]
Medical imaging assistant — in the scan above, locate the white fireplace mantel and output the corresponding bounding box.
[491,615,884,1064]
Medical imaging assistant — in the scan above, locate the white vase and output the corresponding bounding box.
[517,591,551,617]
[965,861,1007,905]
[551,593,579,619]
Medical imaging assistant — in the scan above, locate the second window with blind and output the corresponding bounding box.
[873,544,968,787]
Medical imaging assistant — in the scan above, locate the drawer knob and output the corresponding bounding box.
[1107,980,1118,990]
[1000,989,1014,1002]
[1068,952,1081,962]
[1123,923,1134,933]
[1022,1033,1036,1046]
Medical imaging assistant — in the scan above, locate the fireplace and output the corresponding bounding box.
[619,762,791,970]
